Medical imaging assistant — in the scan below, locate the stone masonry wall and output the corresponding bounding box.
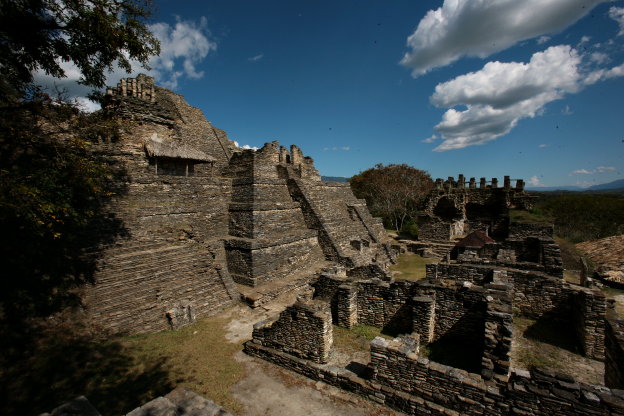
[605,313,624,389]
[83,147,238,334]
[245,335,624,416]
[250,299,332,363]
[426,263,493,284]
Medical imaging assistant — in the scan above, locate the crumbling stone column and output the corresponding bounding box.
[504,176,511,190]
[481,288,513,381]
[572,288,606,360]
[491,178,498,188]
[335,284,358,328]
[412,295,436,343]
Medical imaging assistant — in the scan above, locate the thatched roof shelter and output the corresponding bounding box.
[455,231,495,248]
[144,135,215,162]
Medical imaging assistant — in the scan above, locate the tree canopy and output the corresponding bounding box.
[350,164,433,233]
[0,0,160,320]
[0,0,159,100]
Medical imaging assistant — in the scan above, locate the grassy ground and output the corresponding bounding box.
[121,314,246,414]
[509,209,553,225]
[0,311,246,415]
[511,316,603,385]
[390,253,439,281]
[332,324,391,355]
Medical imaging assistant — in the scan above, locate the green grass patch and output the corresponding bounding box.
[390,253,439,281]
[332,325,391,355]
[509,209,553,225]
[121,315,245,414]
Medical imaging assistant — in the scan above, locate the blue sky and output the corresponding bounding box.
[39,0,624,187]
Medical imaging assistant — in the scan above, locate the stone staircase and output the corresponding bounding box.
[85,238,237,334]
[288,178,393,268]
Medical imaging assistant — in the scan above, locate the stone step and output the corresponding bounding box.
[238,260,330,308]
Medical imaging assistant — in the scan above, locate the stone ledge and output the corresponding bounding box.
[224,231,319,249]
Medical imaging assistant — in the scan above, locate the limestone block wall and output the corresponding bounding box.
[427,285,487,343]
[418,220,452,242]
[356,279,415,333]
[426,263,493,284]
[83,148,238,334]
[225,233,324,286]
[572,288,606,360]
[250,299,332,363]
[481,285,513,380]
[605,314,624,389]
[246,330,624,416]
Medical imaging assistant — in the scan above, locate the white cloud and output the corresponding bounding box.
[584,62,624,85]
[32,17,216,110]
[579,35,592,46]
[323,146,351,151]
[571,166,616,175]
[421,134,439,143]
[609,6,624,36]
[233,141,259,151]
[590,52,610,65]
[428,45,624,151]
[248,54,264,62]
[147,17,216,89]
[538,143,548,148]
[561,105,573,115]
[528,176,542,186]
[537,36,551,45]
[431,46,582,151]
[400,0,608,77]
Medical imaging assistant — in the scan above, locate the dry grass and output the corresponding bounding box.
[121,313,245,414]
[511,317,604,385]
[390,253,439,281]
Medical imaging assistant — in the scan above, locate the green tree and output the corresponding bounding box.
[350,164,433,233]
[0,0,159,319]
[0,0,159,100]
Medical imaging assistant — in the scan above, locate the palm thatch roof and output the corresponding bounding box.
[455,231,495,248]
[144,135,215,162]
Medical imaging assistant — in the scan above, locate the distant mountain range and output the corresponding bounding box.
[527,178,624,192]
[321,176,349,183]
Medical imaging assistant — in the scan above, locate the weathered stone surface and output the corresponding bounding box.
[82,75,391,334]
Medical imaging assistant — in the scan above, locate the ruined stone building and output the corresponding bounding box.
[81,75,624,415]
[245,175,624,414]
[83,74,394,334]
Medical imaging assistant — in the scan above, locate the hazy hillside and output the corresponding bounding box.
[321,176,349,183]
[588,178,624,191]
